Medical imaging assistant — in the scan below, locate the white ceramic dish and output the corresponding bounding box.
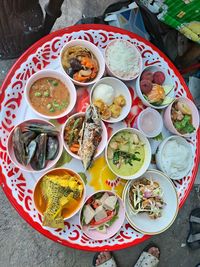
[24,69,77,119]
[33,168,86,220]
[135,107,163,138]
[62,112,108,160]
[79,190,125,241]
[105,128,151,180]
[90,77,132,123]
[123,169,178,235]
[135,65,175,109]
[60,39,105,86]
[105,39,142,81]
[156,135,193,180]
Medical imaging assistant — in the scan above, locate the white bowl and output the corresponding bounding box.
[135,107,163,138]
[135,65,175,109]
[33,168,86,221]
[60,39,105,87]
[90,77,132,123]
[156,135,193,180]
[123,169,178,235]
[105,128,152,180]
[62,112,108,160]
[24,69,77,119]
[105,39,142,81]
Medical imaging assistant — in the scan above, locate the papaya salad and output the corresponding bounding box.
[81,192,120,234]
[129,178,165,219]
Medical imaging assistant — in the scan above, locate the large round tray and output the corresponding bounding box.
[0,24,199,251]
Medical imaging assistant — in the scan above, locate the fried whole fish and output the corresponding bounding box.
[78,105,102,170]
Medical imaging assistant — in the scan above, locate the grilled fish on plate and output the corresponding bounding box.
[78,105,102,170]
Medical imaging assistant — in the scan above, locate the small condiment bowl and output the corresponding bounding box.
[135,65,175,109]
[90,77,132,123]
[134,108,163,138]
[33,168,86,221]
[122,169,178,235]
[79,190,125,241]
[164,97,199,137]
[62,112,108,160]
[105,39,142,81]
[7,119,63,173]
[24,69,77,119]
[155,135,193,180]
[105,128,152,180]
[59,39,105,87]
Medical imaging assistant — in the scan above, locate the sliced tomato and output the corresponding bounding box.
[86,197,93,205]
[106,210,112,216]
[92,201,100,209]
[89,211,115,227]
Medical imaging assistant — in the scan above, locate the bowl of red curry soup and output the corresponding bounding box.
[25,70,77,119]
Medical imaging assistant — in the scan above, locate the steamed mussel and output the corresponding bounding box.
[12,123,60,170]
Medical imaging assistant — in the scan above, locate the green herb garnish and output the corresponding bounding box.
[49,107,55,112]
[34,92,42,97]
[44,91,50,97]
[113,150,141,166]
[174,115,195,134]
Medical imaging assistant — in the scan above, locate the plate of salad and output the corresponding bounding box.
[123,170,178,235]
[80,191,125,240]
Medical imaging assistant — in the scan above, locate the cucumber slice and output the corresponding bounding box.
[161,96,174,106]
[163,85,174,95]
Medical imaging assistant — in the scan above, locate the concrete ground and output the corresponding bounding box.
[0,0,200,266]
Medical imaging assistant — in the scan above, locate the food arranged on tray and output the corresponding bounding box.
[34,168,85,229]
[128,178,165,219]
[171,100,195,134]
[90,77,132,123]
[80,191,125,240]
[61,45,99,83]
[64,113,85,155]
[92,83,126,120]
[25,70,77,119]
[156,136,193,180]
[63,104,107,170]
[107,131,144,175]
[6,37,199,240]
[105,39,142,80]
[29,77,69,116]
[81,192,119,233]
[164,97,199,137]
[8,120,61,172]
[136,66,175,109]
[140,70,174,106]
[106,129,151,179]
[60,40,105,86]
[123,170,178,235]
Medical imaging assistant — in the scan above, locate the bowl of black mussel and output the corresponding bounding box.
[7,119,63,172]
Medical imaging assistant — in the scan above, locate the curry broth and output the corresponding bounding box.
[29,77,70,116]
[34,169,84,218]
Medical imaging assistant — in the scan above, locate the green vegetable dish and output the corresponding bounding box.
[171,101,195,134]
[107,131,145,177]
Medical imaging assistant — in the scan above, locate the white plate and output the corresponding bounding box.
[123,169,178,235]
